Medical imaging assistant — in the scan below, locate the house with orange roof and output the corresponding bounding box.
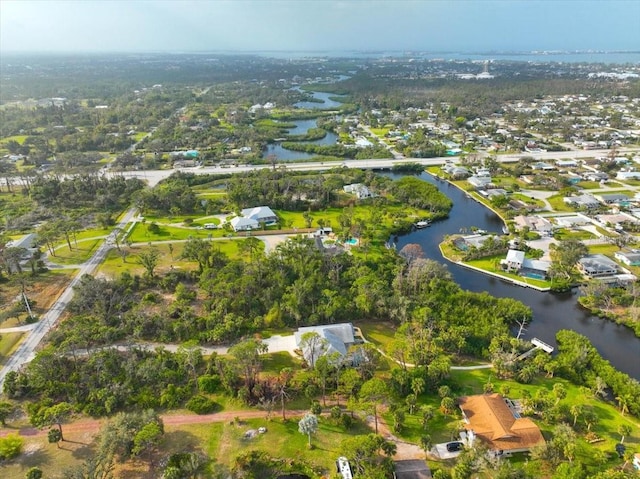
[458,393,545,456]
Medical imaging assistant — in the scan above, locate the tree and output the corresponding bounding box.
[25,467,43,479]
[618,424,631,443]
[228,338,267,389]
[276,367,294,420]
[359,378,389,434]
[31,402,74,442]
[48,427,63,448]
[298,412,319,448]
[0,401,14,426]
[137,248,160,278]
[420,435,433,455]
[299,331,327,369]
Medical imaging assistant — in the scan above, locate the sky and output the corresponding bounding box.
[1,0,639,54]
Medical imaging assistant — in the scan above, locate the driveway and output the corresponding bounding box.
[262,334,297,355]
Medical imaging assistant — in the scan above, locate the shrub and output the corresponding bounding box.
[185,395,219,415]
[197,375,220,394]
[0,433,23,460]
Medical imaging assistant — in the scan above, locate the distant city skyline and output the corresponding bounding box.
[1,0,639,54]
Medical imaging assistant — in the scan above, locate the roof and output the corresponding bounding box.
[578,254,619,273]
[459,394,545,452]
[230,217,259,230]
[522,259,551,272]
[241,206,277,222]
[505,249,525,264]
[294,324,355,363]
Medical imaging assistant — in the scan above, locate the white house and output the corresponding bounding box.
[501,249,525,271]
[617,171,640,180]
[240,206,278,225]
[343,183,375,199]
[294,323,356,365]
[467,176,492,188]
[614,251,640,266]
[230,217,259,232]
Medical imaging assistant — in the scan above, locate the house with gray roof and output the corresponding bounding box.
[614,251,640,266]
[577,255,620,278]
[295,323,356,365]
[230,216,259,232]
[240,206,278,225]
[563,194,600,209]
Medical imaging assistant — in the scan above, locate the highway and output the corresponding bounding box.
[110,147,639,187]
[0,207,138,391]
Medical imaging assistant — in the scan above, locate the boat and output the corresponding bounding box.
[414,220,431,229]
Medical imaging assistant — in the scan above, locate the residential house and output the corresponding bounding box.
[563,194,600,209]
[240,206,278,225]
[459,394,545,455]
[531,162,556,171]
[596,193,629,204]
[294,323,356,365]
[577,255,620,278]
[521,258,551,278]
[229,217,259,232]
[556,159,579,168]
[513,215,553,236]
[554,214,591,228]
[467,176,492,189]
[501,249,525,272]
[343,183,375,199]
[614,251,640,266]
[617,171,640,180]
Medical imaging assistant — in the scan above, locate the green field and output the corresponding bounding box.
[0,332,25,365]
[127,222,227,242]
[49,239,102,265]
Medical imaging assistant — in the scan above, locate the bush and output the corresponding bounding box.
[197,375,220,394]
[185,395,219,415]
[0,433,23,460]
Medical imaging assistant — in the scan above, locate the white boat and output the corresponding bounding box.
[414,220,431,229]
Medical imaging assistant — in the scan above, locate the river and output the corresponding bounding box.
[390,173,640,379]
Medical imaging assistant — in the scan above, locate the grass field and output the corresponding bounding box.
[0,332,25,366]
[49,239,101,265]
[127,222,227,242]
[547,195,576,212]
[465,254,551,288]
[97,239,246,278]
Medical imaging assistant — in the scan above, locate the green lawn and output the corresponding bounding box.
[547,195,575,212]
[0,134,29,145]
[553,228,596,241]
[97,240,247,278]
[50,239,101,265]
[465,254,551,289]
[212,416,371,473]
[356,321,396,349]
[127,222,228,242]
[0,332,25,365]
[261,351,303,375]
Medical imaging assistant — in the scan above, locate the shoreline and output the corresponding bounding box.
[427,170,551,292]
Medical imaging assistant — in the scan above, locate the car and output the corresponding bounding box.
[446,441,464,452]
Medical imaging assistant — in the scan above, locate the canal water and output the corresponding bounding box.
[264,91,343,160]
[392,173,640,379]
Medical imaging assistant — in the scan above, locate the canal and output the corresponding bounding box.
[392,173,640,379]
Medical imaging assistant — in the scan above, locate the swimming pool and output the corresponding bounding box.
[521,271,545,280]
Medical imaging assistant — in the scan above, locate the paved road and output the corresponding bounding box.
[0,208,137,391]
[110,147,639,187]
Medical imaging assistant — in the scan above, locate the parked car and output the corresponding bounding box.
[446,441,464,452]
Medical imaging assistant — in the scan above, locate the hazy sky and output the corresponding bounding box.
[1,0,639,54]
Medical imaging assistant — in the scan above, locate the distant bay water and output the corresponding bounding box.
[241,50,640,64]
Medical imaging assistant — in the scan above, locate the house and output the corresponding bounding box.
[614,251,640,266]
[229,217,259,232]
[578,255,620,278]
[521,258,551,278]
[343,183,375,199]
[556,159,579,168]
[531,162,556,171]
[633,452,640,470]
[294,323,356,365]
[459,394,545,455]
[513,215,553,236]
[483,189,508,199]
[563,194,600,209]
[467,176,492,189]
[240,206,278,225]
[501,249,525,272]
[617,171,640,180]
[554,215,591,227]
[583,172,609,182]
[596,193,629,204]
